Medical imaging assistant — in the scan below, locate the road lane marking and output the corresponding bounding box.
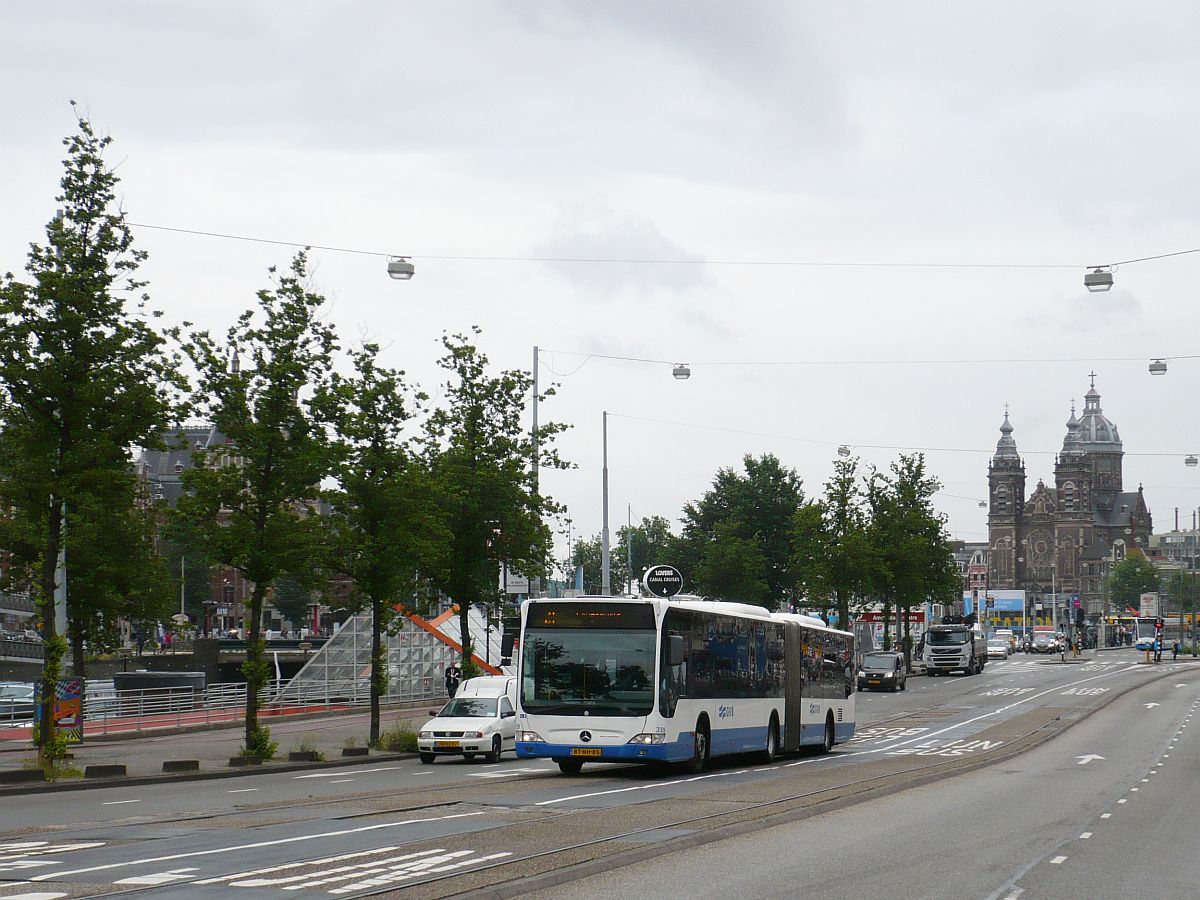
[229,849,442,887]
[33,811,488,882]
[535,770,736,806]
[329,779,355,784]
[1080,833,1092,839]
[1118,799,1127,804]
[295,766,406,779]
[228,788,259,794]
[1101,813,1111,818]
[101,800,142,806]
[115,867,198,885]
[1050,856,1067,864]
[197,845,404,884]
[0,892,68,899]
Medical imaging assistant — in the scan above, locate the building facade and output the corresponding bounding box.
[987,378,1152,619]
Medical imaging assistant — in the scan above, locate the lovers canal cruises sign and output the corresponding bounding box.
[642,564,683,598]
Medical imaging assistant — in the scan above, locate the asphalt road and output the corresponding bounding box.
[0,648,1193,899]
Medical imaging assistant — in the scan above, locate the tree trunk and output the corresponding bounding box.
[458,599,474,670]
[882,598,892,650]
[244,580,266,750]
[369,597,382,747]
[902,606,912,672]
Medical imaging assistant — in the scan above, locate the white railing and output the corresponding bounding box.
[71,677,443,736]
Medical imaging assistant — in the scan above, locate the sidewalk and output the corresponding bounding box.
[0,705,435,791]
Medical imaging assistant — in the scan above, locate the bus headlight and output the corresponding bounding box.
[627,733,665,745]
[520,731,543,742]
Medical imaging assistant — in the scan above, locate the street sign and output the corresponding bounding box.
[642,564,683,598]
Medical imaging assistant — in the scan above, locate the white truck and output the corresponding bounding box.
[923,623,988,676]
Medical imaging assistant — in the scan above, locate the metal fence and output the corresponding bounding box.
[0,639,43,661]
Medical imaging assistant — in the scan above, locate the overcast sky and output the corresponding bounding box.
[4,1,1200,572]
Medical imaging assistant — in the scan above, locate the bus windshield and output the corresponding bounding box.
[521,627,656,716]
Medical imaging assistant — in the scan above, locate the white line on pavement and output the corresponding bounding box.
[32,812,488,882]
[1050,856,1067,864]
[294,766,406,780]
[227,788,259,794]
[101,800,142,806]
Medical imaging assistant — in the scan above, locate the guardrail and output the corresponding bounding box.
[0,677,445,733]
[0,639,42,660]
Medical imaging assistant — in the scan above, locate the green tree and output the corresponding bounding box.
[866,454,959,664]
[174,252,337,757]
[424,329,565,672]
[793,454,876,627]
[569,534,604,595]
[324,342,447,745]
[677,454,805,609]
[0,112,181,756]
[270,575,315,632]
[1107,552,1161,614]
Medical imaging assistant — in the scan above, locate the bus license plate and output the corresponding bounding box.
[434,740,459,748]
[571,748,603,757]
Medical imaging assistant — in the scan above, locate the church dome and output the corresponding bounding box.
[1076,379,1121,450]
[1061,403,1084,456]
[994,409,1020,460]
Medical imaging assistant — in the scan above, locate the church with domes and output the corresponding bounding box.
[987,377,1153,619]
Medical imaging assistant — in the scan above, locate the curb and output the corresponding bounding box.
[0,750,419,796]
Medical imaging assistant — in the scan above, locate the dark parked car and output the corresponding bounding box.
[0,682,35,723]
[857,651,907,692]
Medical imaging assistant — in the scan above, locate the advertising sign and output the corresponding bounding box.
[642,564,683,598]
[33,677,84,744]
[963,590,1025,615]
[1139,592,1159,617]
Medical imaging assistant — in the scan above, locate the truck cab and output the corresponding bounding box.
[923,623,987,676]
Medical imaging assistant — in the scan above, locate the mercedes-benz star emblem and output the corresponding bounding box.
[579,730,592,743]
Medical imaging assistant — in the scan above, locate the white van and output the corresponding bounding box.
[417,676,518,764]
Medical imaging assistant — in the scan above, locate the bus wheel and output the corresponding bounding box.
[685,718,710,773]
[761,717,780,764]
[820,716,835,754]
[557,758,584,775]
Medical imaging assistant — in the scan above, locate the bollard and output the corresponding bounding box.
[228,755,263,767]
[162,760,200,773]
[84,764,127,779]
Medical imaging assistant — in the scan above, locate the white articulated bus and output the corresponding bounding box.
[514,595,855,774]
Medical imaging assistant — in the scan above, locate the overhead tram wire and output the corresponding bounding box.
[540,349,1200,369]
[128,220,1200,274]
[607,411,1198,459]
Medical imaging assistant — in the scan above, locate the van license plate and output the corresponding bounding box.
[434,741,459,748]
[571,748,603,757]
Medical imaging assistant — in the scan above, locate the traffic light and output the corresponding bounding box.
[1075,606,1085,627]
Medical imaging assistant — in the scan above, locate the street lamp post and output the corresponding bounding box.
[601,410,611,596]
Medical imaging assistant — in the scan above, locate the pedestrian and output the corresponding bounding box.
[445,662,461,698]
[1172,640,1180,661]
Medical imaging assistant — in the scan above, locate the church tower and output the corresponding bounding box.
[1053,401,1091,597]
[1075,375,1123,513]
[988,409,1025,588]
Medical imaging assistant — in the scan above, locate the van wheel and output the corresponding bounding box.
[685,718,710,773]
[557,758,583,775]
[485,735,502,764]
[761,717,779,763]
[820,716,835,754]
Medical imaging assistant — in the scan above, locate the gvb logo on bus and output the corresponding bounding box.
[642,564,684,598]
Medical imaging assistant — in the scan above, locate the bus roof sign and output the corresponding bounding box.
[642,564,683,598]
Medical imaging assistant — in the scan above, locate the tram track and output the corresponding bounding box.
[18,656,1186,899]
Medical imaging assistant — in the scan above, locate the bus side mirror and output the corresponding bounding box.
[668,634,685,667]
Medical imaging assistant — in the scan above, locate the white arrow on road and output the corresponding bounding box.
[1144,702,1161,709]
[1177,684,1188,688]
[1076,754,1105,765]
